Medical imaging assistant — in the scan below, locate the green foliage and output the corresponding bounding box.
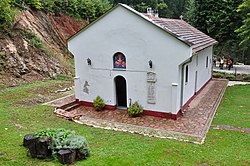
[93,96,105,110]
[7,0,112,25]
[34,128,75,139]
[52,74,73,81]
[51,135,90,157]
[0,0,15,29]
[213,71,250,81]
[0,80,250,165]
[225,74,236,81]
[243,75,250,81]
[29,36,43,48]
[156,0,170,17]
[235,0,250,47]
[183,0,196,24]
[213,72,225,78]
[40,0,54,12]
[24,0,42,9]
[34,128,90,158]
[22,30,44,48]
[127,101,143,117]
[190,0,245,61]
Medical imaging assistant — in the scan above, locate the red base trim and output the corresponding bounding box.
[74,78,211,121]
[143,110,182,120]
[180,77,212,111]
[76,99,182,120]
[76,100,116,110]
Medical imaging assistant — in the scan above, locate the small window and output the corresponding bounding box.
[113,52,126,69]
[185,65,189,83]
[206,56,208,68]
[196,56,198,66]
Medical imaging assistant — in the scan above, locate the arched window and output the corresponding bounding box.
[113,52,126,69]
[206,56,208,68]
[185,65,189,83]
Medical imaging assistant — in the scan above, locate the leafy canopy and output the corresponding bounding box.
[235,0,250,47]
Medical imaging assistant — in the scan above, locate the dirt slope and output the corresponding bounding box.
[0,10,86,86]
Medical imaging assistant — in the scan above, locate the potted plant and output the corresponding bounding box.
[127,101,143,117]
[93,96,105,111]
[23,128,90,164]
[50,135,90,164]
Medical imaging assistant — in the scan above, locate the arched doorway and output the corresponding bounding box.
[115,76,127,107]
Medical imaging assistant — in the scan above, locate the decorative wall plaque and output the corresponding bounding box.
[147,82,156,104]
[147,72,156,82]
[147,72,156,104]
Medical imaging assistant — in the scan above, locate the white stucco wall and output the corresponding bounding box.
[182,46,213,105]
[68,6,196,114]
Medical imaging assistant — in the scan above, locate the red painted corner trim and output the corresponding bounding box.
[143,109,182,120]
[181,77,212,111]
[76,99,116,110]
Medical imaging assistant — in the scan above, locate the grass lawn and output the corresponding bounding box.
[0,80,249,165]
[213,85,250,128]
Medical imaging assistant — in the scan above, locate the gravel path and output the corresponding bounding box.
[213,64,250,74]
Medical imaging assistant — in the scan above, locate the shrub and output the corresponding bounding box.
[51,135,90,159]
[243,75,250,81]
[22,30,44,48]
[213,72,224,78]
[127,101,143,117]
[93,96,105,111]
[225,74,236,81]
[28,128,90,161]
[29,36,43,48]
[0,0,15,29]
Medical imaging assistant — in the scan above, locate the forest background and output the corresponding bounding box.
[1,0,250,64]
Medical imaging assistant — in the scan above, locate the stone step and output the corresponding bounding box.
[58,101,80,112]
[65,103,81,112]
[59,101,77,109]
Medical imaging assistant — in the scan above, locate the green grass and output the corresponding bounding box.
[213,85,250,128]
[0,80,249,165]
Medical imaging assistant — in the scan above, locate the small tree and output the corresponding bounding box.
[127,101,143,117]
[93,96,105,111]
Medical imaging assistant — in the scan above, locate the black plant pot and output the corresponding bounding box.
[24,134,39,158]
[58,149,76,165]
[23,134,37,148]
[25,135,51,159]
[36,138,52,159]
[75,149,89,161]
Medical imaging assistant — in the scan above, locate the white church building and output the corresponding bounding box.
[68,4,217,120]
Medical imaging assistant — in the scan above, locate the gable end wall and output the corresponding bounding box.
[68,6,192,114]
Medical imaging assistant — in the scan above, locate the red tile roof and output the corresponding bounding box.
[143,14,218,53]
[120,4,217,53]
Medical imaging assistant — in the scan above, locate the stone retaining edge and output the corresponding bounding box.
[74,117,203,144]
[199,79,229,144]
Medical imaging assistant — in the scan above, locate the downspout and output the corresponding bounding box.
[180,57,192,110]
